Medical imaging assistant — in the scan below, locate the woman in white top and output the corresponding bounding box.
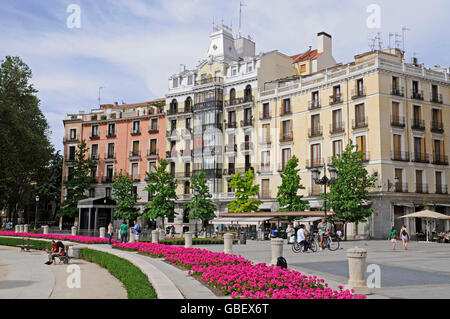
[107,223,114,245]
[400,225,410,250]
[286,224,294,244]
[297,225,310,252]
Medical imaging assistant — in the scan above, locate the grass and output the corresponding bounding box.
[79,248,158,299]
[0,236,52,250]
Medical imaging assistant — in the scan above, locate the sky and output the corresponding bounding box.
[0,0,449,152]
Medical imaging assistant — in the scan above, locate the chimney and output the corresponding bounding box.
[317,32,332,55]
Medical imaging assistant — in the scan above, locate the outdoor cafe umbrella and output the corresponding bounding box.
[397,209,450,242]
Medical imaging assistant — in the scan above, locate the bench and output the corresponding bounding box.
[17,238,31,252]
[54,245,72,264]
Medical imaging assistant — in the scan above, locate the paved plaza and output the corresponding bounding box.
[198,239,450,299]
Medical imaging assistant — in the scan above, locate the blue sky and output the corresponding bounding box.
[0,0,449,152]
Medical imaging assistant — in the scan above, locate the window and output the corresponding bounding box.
[68,146,76,160]
[90,166,97,178]
[108,123,115,136]
[184,181,190,194]
[172,78,178,88]
[132,121,140,134]
[69,129,76,139]
[332,140,342,158]
[282,98,291,114]
[263,103,270,118]
[356,79,364,95]
[91,144,98,159]
[435,171,443,193]
[395,168,403,192]
[107,143,115,158]
[412,80,419,94]
[106,165,114,178]
[150,118,158,131]
[413,105,421,121]
[187,75,193,86]
[149,161,157,172]
[89,189,95,198]
[282,120,292,138]
[311,114,320,133]
[132,141,140,156]
[300,64,306,73]
[311,91,319,107]
[149,139,157,156]
[231,66,237,76]
[355,104,365,127]
[282,148,291,170]
[91,125,99,137]
[393,134,402,158]
[310,144,321,166]
[261,151,271,170]
[261,179,270,198]
[105,187,111,198]
[131,163,139,180]
[356,135,367,160]
[247,63,253,73]
[186,117,191,130]
[262,124,270,143]
[332,109,342,131]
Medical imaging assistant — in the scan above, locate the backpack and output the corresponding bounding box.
[276,257,288,269]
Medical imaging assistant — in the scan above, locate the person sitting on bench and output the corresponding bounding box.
[45,240,65,265]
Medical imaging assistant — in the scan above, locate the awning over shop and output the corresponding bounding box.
[298,217,323,223]
[210,217,272,226]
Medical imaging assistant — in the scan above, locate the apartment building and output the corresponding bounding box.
[62,99,166,229]
[256,46,450,239]
[165,25,295,233]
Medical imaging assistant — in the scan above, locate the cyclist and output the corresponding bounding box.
[297,224,310,252]
[317,218,331,251]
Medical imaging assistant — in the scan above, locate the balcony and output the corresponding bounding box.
[194,101,223,112]
[394,183,408,193]
[63,135,80,144]
[352,117,368,129]
[260,111,272,120]
[101,176,114,184]
[391,151,410,162]
[258,165,272,174]
[279,131,293,142]
[240,141,253,152]
[192,169,223,179]
[202,123,223,131]
[195,76,223,86]
[431,121,444,133]
[240,117,253,128]
[411,90,424,101]
[329,122,345,134]
[65,155,76,162]
[306,158,324,169]
[308,126,323,138]
[391,86,404,97]
[175,171,191,179]
[166,109,178,116]
[432,155,449,165]
[104,153,116,162]
[147,150,158,160]
[106,132,116,138]
[166,150,178,160]
[166,129,178,140]
[90,134,100,140]
[411,119,425,131]
[224,144,237,153]
[308,99,321,110]
[225,121,237,129]
[148,125,159,134]
[260,137,272,145]
[435,184,448,194]
[180,149,192,158]
[90,154,99,161]
[431,93,443,104]
[224,96,254,107]
[351,87,366,99]
[329,94,342,105]
[415,183,429,194]
[412,152,429,163]
[280,107,292,116]
[129,151,141,161]
[390,116,405,127]
[131,129,141,136]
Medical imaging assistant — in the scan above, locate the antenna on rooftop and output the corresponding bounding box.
[394,33,402,49]
[375,32,383,50]
[239,1,247,37]
[98,86,105,108]
[402,26,410,53]
[388,32,394,49]
[368,37,376,51]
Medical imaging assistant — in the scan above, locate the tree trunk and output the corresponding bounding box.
[344,222,348,241]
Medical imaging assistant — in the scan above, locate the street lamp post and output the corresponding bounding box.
[193,189,198,238]
[311,164,337,219]
[34,195,39,230]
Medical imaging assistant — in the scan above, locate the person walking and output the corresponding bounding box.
[132,220,141,241]
[286,223,294,244]
[120,221,128,243]
[400,225,410,250]
[388,227,399,250]
[107,222,114,245]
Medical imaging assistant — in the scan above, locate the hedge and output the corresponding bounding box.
[79,248,157,299]
[0,237,52,250]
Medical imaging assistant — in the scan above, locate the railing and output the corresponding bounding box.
[194,101,223,111]
[431,93,443,104]
[129,151,141,160]
[411,90,424,100]
[351,86,366,99]
[166,129,178,138]
[195,76,223,86]
[101,176,114,184]
[411,119,425,130]
[394,183,408,193]
[391,151,410,162]
[391,86,404,97]
[224,96,253,107]
[106,132,116,138]
[240,117,253,127]
[131,129,141,136]
[225,121,237,129]
[166,150,178,158]
[352,117,368,129]
[391,115,405,127]
[280,107,292,116]
[279,131,293,142]
[435,184,448,194]
[308,99,321,110]
[148,125,159,134]
[432,155,449,165]
[147,150,158,158]
[329,122,345,134]
[63,135,80,144]
[412,152,429,163]
[202,123,223,131]
[192,169,223,178]
[240,141,253,151]
[175,172,191,179]
[329,94,342,105]
[225,144,237,153]
[90,154,99,161]
[259,165,272,174]
[306,158,324,168]
[260,111,272,120]
[415,183,429,194]
[180,149,192,157]
[90,134,100,140]
[308,126,323,138]
[104,153,115,161]
[65,155,76,162]
[431,121,444,133]
[167,109,178,116]
[260,137,271,145]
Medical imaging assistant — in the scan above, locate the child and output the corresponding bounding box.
[388,227,399,250]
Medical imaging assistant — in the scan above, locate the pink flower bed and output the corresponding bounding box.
[0,231,118,244]
[112,242,365,300]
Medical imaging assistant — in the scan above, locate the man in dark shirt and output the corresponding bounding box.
[46,240,65,265]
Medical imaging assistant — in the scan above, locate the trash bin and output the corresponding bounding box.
[239,232,247,245]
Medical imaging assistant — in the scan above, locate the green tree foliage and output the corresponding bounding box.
[111,171,139,222]
[277,155,309,212]
[228,169,262,213]
[0,56,52,221]
[60,140,95,218]
[144,159,177,228]
[327,141,377,224]
[184,171,216,226]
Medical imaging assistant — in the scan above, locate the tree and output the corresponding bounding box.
[184,171,216,231]
[0,56,52,222]
[111,171,139,222]
[143,159,177,229]
[60,140,95,219]
[277,155,309,212]
[327,141,377,238]
[228,169,262,213]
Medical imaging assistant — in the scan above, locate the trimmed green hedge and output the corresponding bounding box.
[139,238,238,245]
[0,237,52,250]
[79,248,157,299]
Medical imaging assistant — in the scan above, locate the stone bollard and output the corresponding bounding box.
[152,230,159,243]
[15,225,20,233]
[18,225,24,233]
[223,233,234,254]
[23,224,29,233]
[99,227,106,238]
[270,238,284,266]
[159,228,165,240]
[184,232,193,248]
[68,246,82,259]
[43,225,49,234]
[129,229,135,243]
[71,226,77,236]
[345,247,371,295]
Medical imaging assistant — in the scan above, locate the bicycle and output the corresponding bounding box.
[292,234,318,253]
[320,232,340,251]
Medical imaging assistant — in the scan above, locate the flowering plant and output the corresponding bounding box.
[0,231,118,244]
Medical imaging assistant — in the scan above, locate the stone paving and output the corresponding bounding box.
[197,239,450,299]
